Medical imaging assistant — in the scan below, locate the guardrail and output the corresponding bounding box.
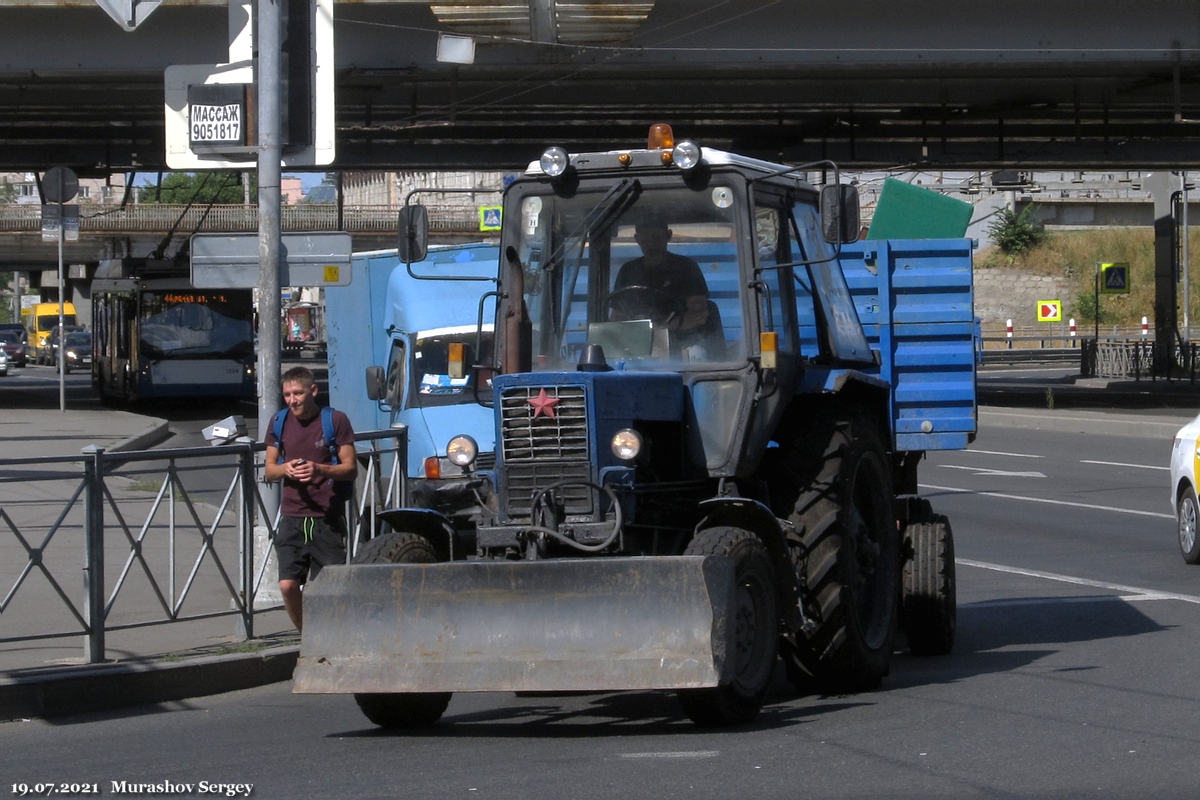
[976,332,1200,381]
[1079,339,1200,382]
[0,203,488,235]
[0,428,406,665]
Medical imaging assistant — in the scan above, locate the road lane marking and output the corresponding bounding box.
[959,558,1200,605]
[1079,459,1168,471]
[963,449,1045,459]
[620,751,720,759]
[938,465,1047,478]
[920,483,1173,519]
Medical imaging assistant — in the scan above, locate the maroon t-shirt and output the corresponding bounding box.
[265,408,355,518]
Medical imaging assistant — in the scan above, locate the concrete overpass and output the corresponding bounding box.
[0,0,1197,175]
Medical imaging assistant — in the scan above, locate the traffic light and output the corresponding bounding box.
[280,0,313,151]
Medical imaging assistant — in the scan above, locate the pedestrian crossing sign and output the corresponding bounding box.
[1036,300,1062,322]
[479,205,502,231]
[1100,262,1130,294]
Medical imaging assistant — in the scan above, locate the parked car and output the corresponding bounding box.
[0,329,26,367]
[59,330,92,374]
[45,325,86,367]
[1170,412,1200,564]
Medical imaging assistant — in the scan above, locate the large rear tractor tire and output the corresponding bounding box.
[770,409,899,694]
[902,514,956,656]
[677,527,779,727]
[351,532,453,729]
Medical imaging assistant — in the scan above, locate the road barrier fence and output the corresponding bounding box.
[0,428,406,665]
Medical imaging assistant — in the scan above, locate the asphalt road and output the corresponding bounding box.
[3,416,1197,799]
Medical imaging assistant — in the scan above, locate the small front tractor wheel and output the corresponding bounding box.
[351,532,453,729]
[678,526,779,727]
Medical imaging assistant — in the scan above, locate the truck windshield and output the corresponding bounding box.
[407,326,494,408]
[511,183,746,372]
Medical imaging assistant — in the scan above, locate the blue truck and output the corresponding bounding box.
[297,127,976,729]
[325,243,498,473]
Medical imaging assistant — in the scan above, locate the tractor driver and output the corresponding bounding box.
[610,221,711,335]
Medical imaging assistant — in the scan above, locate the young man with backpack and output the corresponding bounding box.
[264,366,357,632]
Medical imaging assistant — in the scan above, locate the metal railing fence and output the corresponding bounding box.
[0,428,406,665]
[1079,339,1200,382]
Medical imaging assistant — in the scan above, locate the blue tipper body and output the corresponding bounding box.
[842,239,977,452]
[795,238,976,452]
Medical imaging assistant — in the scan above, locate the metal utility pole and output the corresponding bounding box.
[1183,171,1190,345]
[43,165,77,413]
[257,0,282,512]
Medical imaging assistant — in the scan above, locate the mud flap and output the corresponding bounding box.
[293,556,735,694]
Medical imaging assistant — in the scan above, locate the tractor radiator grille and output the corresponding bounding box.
[499,385,591,519]
[499,385,588,461]
[504,462,594,518]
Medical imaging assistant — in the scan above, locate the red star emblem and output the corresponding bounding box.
[527,388,559,419]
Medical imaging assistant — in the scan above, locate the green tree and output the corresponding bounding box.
[987,204,1047,256]
[1071,290,1114,325]
[144,172,254,204]
[0,182,16,203]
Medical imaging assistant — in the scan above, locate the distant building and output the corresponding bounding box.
[0,171,127,204]
[340,170,509,209]
[281,176,304,205]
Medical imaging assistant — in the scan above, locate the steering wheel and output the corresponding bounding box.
[606,285,684,325]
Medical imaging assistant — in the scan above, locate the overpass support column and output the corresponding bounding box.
[1146,171,1178,375]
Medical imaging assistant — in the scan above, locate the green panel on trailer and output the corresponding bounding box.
[866,178,974,240]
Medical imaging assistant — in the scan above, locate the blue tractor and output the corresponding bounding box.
[296,127,976,728]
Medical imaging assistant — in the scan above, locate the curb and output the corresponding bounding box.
[107,418,171,452]
[0,646,298,720]
[979,406,1191,439]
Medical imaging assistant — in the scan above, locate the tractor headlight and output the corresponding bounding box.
[540,146,569,177]
[446,435,479,467]
[672,140,702,170]
[611,428,642,461]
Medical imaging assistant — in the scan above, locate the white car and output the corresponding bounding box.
[1170,413,1200,563]
[0,347,7,376]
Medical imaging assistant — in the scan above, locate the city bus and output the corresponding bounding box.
[91,258,256,404]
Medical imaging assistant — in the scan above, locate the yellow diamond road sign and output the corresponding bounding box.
[1037,300,1062,322]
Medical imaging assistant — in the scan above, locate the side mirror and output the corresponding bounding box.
[365,365,386,401]
[820,184,861,245]
[397,205,430,264]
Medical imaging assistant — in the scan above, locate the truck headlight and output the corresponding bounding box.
[446,435,478,467]
[611,428,642,461]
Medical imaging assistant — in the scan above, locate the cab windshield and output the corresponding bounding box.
[509,182,747,371]
[384,325,495,409]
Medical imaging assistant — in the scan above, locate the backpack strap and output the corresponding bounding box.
[273,406,340,466]
[321,406,339,465]
[271,408,290,464]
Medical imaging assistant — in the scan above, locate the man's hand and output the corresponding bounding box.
[287,458,317,483]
